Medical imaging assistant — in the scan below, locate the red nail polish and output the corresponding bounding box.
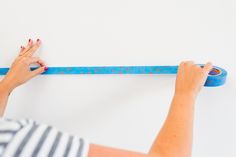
[29,39,31,42]
[44,67,48,71]
[36,39,41,44]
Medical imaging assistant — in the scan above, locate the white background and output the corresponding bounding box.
[0,0,235,156]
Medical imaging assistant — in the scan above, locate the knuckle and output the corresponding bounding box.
[180,61,185,66]
[186,61,193,65]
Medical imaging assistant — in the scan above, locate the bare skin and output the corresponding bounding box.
[0,39,213,157]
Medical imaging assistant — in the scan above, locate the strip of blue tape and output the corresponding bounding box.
[0,65,227,87]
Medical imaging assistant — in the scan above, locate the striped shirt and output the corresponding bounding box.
[0,118,89,157]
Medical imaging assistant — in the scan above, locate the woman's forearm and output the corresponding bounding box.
[0,81,12,117]
[149,92,195,157]
[148,61,212,157]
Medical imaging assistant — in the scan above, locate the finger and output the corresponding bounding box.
[185,60,194,67]
[203,62,213,73]
[185,60,194,64]
[178,61,187,70]
[21,39,34,56]
[30,66,46,77]
[19,46,25,56]
[179,61,185,66]
[28,57,46,67]
[24,39,41,57]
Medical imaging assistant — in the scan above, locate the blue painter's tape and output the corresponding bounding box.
[203,66,227,87]
[0,65,227,87]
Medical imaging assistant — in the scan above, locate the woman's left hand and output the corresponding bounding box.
[1,39,47,93]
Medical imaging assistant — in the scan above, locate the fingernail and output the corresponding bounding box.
[28,39,31,43]
[44,66,48,71]
[36,39,41,44]
[20,46,23,49]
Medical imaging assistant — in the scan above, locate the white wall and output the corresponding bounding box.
[0,0,235,156]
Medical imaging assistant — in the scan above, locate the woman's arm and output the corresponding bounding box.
[87,61,212,157]
[148,61,212,157]
[88,144,151,157]
[0,39,47,116]
[0,82,12,116]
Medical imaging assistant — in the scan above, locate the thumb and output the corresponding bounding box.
[30,66,46,77]
[203,62,213,74]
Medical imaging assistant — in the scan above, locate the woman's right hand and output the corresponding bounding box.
[174,61,213,99]
[1,39,47,93]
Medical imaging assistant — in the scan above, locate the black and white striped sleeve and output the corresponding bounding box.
[0,118,89,157]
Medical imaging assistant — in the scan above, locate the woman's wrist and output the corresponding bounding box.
[0,79,14,96]
[174,91,197,102]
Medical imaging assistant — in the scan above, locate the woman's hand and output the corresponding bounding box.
[1,39,47,94]
[174,61,213,99]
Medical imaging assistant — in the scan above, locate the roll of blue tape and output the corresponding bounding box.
[0,65,227,87]
[202,66,227,87]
